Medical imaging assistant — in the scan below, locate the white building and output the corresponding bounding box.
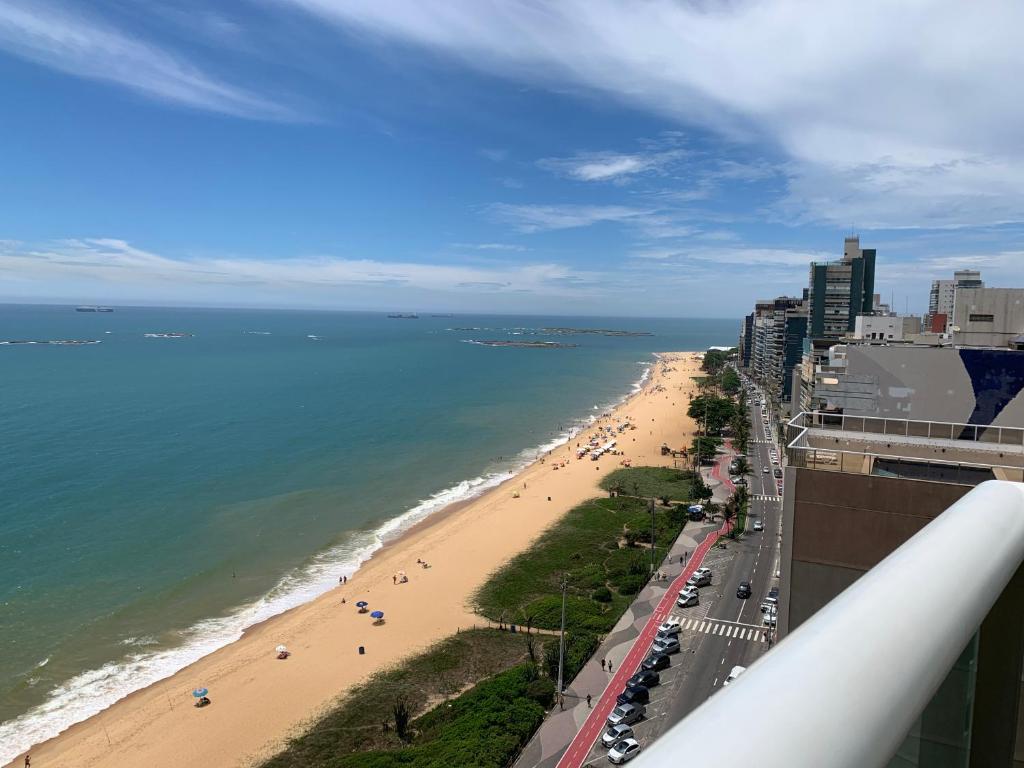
[927,269,983,331]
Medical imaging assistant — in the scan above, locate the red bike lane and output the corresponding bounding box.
[555,452,735,768]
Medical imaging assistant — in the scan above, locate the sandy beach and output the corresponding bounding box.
[9,351,704,768]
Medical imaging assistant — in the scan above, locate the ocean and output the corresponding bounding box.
[0,304,735,760]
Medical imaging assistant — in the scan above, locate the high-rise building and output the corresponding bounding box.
[806,236,876,340]
[738,312,754,368]
[927,269,983,332]
[750,296,806,407]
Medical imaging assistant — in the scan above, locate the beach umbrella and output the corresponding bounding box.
[356,601,368,608]
[192,688,208,698]
[275,644,288,653]
[370,610,384,619]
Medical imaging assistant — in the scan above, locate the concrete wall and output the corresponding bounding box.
[954,288,1024,347]
[813,345,1024,427]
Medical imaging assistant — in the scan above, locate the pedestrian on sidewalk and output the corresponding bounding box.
[586,694,592,708]
[559,694,565,711]
[608,660,614,673]
[600,658,606,671]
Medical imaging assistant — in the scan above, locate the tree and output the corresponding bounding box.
[722,502,736,534]
[392,695,412,741]
[688,394,738,435]
[690,473,713,502]
[720,367,741,395]
[690,435,723,462]
[732,456,751,477]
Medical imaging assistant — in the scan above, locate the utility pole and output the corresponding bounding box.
[556,574,568,694]
[648,496,656,574]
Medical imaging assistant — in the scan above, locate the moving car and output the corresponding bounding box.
[606,702,645,727]
[616,684,650,706]
[641,653,670,672]
[736,580,752,599]
[608,738,642,764]
[753,520,764,531]
[676,587,699,607]
[601,724,634,748]
[652,636,681,655]
[723,665,746,686]
[762,466,770,473]
[628,669,660,689]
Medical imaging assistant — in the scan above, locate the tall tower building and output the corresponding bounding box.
[807,236,876,340]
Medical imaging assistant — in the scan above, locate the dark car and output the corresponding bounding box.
[736,580,752,599]
[628,669,660,689]
[769,586,780,599]
[616,684,650,706]
[641,652,671,672]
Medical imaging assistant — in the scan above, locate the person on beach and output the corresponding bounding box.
[393,575,396,584]
[23,755,30,768]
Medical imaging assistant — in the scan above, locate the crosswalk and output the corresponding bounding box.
[751,493,780,501]
[672,616,766,643]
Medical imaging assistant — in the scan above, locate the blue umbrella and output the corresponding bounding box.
[192,688,208,698]
[355,601,368,608]
[370,610,384,619]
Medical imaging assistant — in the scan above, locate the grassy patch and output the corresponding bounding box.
[474,496,688,633]
[261,629,542,768]
[599,466,698,502]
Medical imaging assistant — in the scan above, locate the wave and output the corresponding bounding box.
[0,356,656,764]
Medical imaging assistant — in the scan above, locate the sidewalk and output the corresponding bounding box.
[513,450,736,768]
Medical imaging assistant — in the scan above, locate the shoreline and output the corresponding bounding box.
[5,351,705,768]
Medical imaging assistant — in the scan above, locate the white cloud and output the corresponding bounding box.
[486,203,652,233]
[0,238,603,305]
[538,150,686,183]
[450,242,528,252]
[0,1,298,121]
[279,0,1024,227]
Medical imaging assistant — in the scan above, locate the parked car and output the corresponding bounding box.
[753,520,764,531]
[652,636,681,655]
[774,468,783,478]
[601,724,634,748]
[608,738,642,764]
[734,477,748,486]
[763,609,777,627]
[723,665,747,686]
[736,580,752,599]
[677,587,699,607]
[641,653,670,672]
[761,596,778,613]
[628,669,660,689]
[606,703,645,727]
[616,684,650,706]
[657,618,681,635]
[769,586,779,599]
[686,570,711,588]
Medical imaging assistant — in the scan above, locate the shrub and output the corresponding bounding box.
[591,586,612,603]
[525,678,555,708]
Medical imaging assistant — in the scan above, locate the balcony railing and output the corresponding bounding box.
[633,480,1024,768]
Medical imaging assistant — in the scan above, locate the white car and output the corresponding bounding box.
[753,520,764,531]
[723,665,747,686]
[763,608,778,626]
[676,587,699,607]
[601,724,634,748]
[608,738,642,764]
[657,618,682,635]
[763,466,770,473]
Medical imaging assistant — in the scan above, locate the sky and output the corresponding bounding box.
[1,0,1023,318]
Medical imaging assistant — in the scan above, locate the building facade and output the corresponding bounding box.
[952,287,1024,347]
[928,269,984,332]
[807,236,876,340]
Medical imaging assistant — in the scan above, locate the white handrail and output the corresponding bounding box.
[633,480,1024,768]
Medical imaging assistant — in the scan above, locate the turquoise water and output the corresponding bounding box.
[0,304,735,758]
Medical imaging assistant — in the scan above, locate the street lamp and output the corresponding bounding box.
[648,497,656,574]
[556,574,568,694]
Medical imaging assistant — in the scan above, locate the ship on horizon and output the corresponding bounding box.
[75,305,114,312]
[386,313,419,319]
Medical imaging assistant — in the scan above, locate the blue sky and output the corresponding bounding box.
[1,0,1023,317]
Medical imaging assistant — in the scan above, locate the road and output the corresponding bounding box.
[575,378,783,765]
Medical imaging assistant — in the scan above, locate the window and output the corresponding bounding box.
[968,313,994,322]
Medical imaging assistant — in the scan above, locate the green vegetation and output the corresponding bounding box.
[261,630,548,768]
[688,393,739,434]
[600,466,698,502]
[701,348,735,375]
[690,435,724,463]
[725,485,750,538]
[475,495,689,634]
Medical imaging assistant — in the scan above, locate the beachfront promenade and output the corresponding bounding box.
[514,449,739,768]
